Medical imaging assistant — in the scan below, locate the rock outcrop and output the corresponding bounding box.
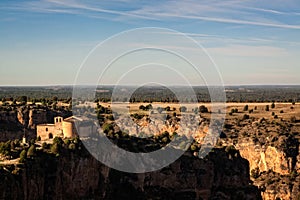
[0,148,261,200]
[0,107,72,141]
[222,118,300,200]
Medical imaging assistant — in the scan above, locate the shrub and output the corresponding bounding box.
[69,143,76,150]
[243,105,248,111]
[27,145,36,157]
[243,114,250,120]
[272,112,275,116]
[251,167,260,179]
[190,144,197,151]
[64,139,71,146]
[179,106,187,112]
[42,142,48,149]
[19,150,27,163]
[161,137,169,143]
[157,107,163,114]
[53,137,63,146]
[165,106,171,111]
[0,141,11,156]
[265,105,269,111]
[199,105,208,113]
[102,123,113,133]
[271,102,275,109]
[51,143,60,155]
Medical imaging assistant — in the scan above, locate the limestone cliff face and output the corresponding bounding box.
[236,139,290,175]
[28,109,48,129]
[234,138,300,200]
[17,107,30,127]
[0,107,72,141]
[0,148,261,200]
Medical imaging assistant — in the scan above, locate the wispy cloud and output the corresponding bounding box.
[208,45,289,57]
[131,0,300,29]
[4,0,300,30]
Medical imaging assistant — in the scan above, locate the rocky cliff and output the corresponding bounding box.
[0,147,261,200]
[222,118,300,200]
[0,107,72,141]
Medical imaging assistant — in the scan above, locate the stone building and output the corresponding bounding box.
[37,116,96,140]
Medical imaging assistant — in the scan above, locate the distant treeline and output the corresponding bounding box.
[0,85,299,103]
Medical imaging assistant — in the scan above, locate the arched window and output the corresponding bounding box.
[49,133,53,139]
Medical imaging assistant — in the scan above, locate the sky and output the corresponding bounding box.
[0,0,300,86]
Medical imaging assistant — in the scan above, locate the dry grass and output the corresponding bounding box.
[101,102,299,121]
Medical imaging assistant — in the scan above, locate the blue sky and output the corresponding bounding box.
[0,0,300,85]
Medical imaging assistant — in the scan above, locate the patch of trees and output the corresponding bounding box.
[139,104,153,111]
[199,105,209,113]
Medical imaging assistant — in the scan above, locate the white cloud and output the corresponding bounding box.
[208,45,289,57]
[6,0,300,30]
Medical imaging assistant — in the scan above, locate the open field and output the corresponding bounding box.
[99,102,299,121]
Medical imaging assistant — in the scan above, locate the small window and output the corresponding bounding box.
[49,133,53,139]
[46,128,48,132]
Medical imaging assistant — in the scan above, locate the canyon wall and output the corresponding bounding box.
[0,148,261,200]
[0,107,72,141]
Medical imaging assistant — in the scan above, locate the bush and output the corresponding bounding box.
[0,141,11,156]
[161,137,169,143]
[272,112,275,116]
[19,150,27,163]
[243,114,250,120]
[199,105,208,113]
[165,106,171,111]
[190,144,197,151]
[265,105,269,111]
[179,106,187,113]
[50,143,60,155]
[271,102,275,109]
[64,139,71,146]
[251,167,260,179]
[68,143,76,150]
[42,142,48,149]
[53,137,63,146]
[27,145,36,157]
[243,105,248,111]
[157,107,163,114]
[102,123,113,133]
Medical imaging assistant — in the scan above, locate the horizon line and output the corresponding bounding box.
[0,84,300,87]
